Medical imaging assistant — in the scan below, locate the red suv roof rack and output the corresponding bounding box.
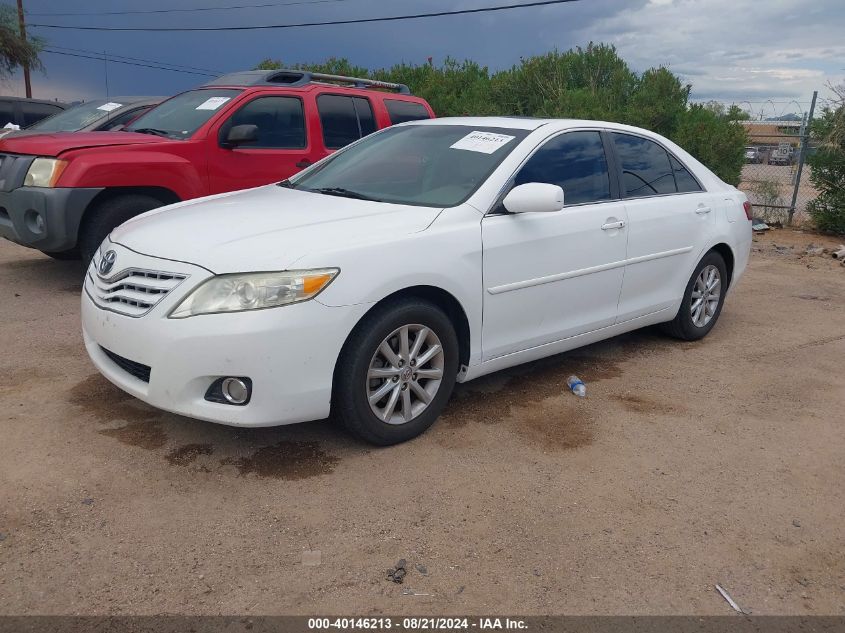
[204,69,411,94]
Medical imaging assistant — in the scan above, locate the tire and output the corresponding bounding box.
[78,194,164,264]
[41,248,80,261]
[661,251,728,341]
[333,298,459,446]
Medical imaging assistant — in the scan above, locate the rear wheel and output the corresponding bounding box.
[334,299,459,446]
[78,194,164,264]
[661,251,727,341]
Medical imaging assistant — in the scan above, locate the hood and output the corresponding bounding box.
[111,185,443,273]
[0,131,168,157]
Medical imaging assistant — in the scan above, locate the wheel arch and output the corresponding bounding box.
[335,284,472,378]
[709,242,735,289]
[83,186,181,222]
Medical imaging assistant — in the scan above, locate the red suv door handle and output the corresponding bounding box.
[295,159,313,168]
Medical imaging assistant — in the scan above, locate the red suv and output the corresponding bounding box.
[0,69,433,262]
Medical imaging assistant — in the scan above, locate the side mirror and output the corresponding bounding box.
[223,124,259,148]
[502,183,564,214]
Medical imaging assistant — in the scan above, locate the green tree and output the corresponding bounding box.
[806,83,845,233]
[0,5,42,79]
[252,45,749,184]
[671,104,747,185]
[626,67,690,137]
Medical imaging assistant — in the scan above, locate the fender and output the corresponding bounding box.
[57,147,207,202]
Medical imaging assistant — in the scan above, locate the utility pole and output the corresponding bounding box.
[16,0,32,98]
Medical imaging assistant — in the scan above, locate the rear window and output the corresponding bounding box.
[20,103,64,127]
[385,100,431,125]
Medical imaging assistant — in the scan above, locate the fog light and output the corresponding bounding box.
[205,376,252,406]
[24,210,45,235]
[221,377,249,404]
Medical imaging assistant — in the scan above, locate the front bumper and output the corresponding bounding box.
[81,240,369,427]
[0,186,103,252]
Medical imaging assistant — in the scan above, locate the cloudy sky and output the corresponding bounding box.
[3,0,844,118]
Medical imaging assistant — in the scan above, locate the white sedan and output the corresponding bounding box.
[82,117,752,445]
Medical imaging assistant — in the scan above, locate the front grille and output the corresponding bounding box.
[101,347,151,383]
[86,252,188,317]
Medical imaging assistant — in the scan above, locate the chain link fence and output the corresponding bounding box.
[732,92,818,225]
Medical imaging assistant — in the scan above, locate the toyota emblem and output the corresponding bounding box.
[99,250,117,276]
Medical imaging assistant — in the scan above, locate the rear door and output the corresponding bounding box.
[315,93,376,153]
[206,94,319,194]
[481,130,628,359]
[612,132,716,322]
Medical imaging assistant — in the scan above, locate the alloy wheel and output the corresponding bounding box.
[366,324,444,425]
[690,264,721,327]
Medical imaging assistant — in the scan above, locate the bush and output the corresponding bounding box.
[806,90,845,234]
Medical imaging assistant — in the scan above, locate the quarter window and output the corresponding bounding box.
[223,96,306,149]
[513,131,611,205]
[669,154,702,192]
[385,99,431,125]
[612,133,676,197]
[317,94,376,149]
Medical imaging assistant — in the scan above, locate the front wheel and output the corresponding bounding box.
[78,194,164,265]
[334,299,459,446]
[661,251,728,341]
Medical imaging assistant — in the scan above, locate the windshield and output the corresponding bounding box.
[289,124,530,207]
[126,88,241,140]
[28,100,126,132]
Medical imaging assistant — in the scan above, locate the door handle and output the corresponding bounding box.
[601,220,626,230]
[295,159,313,168]
[695,206,712,215]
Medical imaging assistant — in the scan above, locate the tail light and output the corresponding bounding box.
[743,201,753,221]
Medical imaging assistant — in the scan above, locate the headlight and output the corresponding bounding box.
[24,158,68,188]
[169,268,339,318]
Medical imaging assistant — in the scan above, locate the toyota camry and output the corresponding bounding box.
[82,117,752,445]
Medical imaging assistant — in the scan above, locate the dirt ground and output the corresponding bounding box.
[1,229,844,616]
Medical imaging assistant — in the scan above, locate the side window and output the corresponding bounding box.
[385,99,430,125]
[318,95,361,149]
[21,103,63,127]
[669,154,702,193]
[223,96,305,149]
[353,97,376,137]
[0,101,14,126]
[612,133,676,197]
[513,131,611,205]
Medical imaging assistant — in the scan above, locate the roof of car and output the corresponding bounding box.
[404,116,677,138]
[0,96,68,107]
[204,69,412,95]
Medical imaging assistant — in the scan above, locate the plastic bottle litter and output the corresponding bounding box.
[567,375,586,397]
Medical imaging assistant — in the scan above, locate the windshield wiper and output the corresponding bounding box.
[277,179,295,188]
[306,187,380,201]
[131,127,173,139]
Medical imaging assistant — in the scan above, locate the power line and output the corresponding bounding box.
[28,0,355,17]
[41,48,218,76]
[29,0,582,31]
[46,45,223,74]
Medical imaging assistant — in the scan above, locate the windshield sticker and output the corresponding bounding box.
[97,102,123,112]
[450,131,516,154]
[195,96,231,111]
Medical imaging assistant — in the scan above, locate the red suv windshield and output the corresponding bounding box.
[126,88,242,140]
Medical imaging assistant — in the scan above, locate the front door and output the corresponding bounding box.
[207,95,319,194]
[481,130,628,360]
